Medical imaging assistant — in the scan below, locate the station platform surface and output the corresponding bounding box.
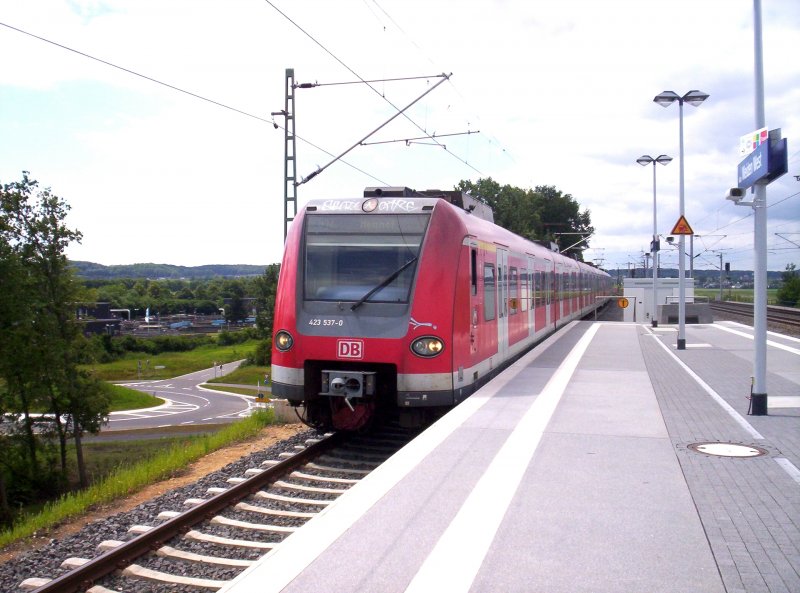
[222,320,800,593]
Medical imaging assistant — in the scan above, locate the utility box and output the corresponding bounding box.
[622,277,694,323]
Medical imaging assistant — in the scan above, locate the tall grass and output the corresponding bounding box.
[0,410,275,549]
[83,340,260,381]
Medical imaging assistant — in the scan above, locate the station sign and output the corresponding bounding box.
[737,142,769,189]
[739,127,768,156]
[736,128,788,190]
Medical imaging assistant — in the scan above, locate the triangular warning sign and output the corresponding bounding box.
[671,215,694,235]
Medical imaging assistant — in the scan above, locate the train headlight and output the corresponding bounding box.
[275,330,294,352]
[362,198,379,212]
[411,336,444,358]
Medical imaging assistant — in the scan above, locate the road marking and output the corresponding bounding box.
[774,458,800,486]
[714,323,800,355]
[404,323,600,593]
[647,328,763,440]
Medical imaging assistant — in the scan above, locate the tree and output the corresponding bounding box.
[776,263,799,307]
[457,178,594,260]
[225,280,248,322]
[253,265,280,338]
[0,172,110,501]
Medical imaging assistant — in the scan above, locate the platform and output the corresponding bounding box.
[222,320,800,593]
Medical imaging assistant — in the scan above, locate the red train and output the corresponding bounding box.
[271,187,611,430]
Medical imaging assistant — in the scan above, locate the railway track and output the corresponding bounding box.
[8,426,418,593]
[709,301,800,335]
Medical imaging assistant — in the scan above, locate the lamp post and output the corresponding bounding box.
[637,154,672,327]
[653,90,709,350]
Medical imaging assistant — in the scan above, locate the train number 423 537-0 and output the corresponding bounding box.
[308,318,344,327]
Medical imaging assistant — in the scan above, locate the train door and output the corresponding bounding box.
[555,261,564,325]
[469,242,478,356]
[544,258,553,328]
[527,256,535,337]
[497,247,509,361]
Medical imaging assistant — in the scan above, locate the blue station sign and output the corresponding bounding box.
[737,142,769,189]
[736,132,788,190]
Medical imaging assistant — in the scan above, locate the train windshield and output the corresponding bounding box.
[304,213,430,304]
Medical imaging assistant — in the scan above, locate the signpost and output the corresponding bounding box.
[728,126,789,416]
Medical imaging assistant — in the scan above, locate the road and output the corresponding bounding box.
[107,361,261,432]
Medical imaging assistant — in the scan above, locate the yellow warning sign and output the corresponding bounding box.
[618,297,629,309]
[671,215,694,235]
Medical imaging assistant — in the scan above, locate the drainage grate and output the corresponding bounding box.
[688,442,768,458]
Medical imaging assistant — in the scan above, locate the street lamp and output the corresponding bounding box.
[654,90,709,350]
[637,154,672,327]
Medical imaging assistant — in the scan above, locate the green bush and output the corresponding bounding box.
[776,264,799,307]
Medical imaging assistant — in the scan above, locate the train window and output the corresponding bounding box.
[471,249,478,297]
[509,267,518,315]
[303,214,429,303]
[483,263,496,321]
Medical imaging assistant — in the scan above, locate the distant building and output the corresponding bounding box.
[76,302,122,336]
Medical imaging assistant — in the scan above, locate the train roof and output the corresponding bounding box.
[363,187,494,223]
[299,187,606,275]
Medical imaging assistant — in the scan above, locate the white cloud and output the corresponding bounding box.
[0,0,797,270]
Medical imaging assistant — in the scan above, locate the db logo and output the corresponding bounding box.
[337,340,364,359]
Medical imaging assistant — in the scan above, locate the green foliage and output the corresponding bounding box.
[84,339,261,381]
[206,364,271,387]
[217,328,257,346]
[103,383,162,412]
[1,172,110,519]
[776,264,800,307]
[71,261,268,279]
[253,264,280,340]
[456,178,594,260]
[225,280,248,322]
[0,411,276,545]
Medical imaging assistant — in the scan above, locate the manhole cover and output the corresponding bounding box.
[688,442,768,458]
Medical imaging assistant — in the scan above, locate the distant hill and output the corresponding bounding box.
[70,261,269,279]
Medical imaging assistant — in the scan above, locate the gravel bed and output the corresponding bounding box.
[0,428,320,593]
[197,520,288,544]
[217,506,309,528]
[173,537,268,561]
[135,553,244,582]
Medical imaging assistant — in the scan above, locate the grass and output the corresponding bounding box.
[207,364,271,386]
[105,383,163,411]
[83,340,260,381]
[695,288,779,305]
[204,384,270,397]
[0,409,276,549]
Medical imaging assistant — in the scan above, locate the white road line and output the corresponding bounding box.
[404,323,599,593]
[714,323,800,355]
[723,321,800,344]
[647,329,764,440]
[774,458,800,486]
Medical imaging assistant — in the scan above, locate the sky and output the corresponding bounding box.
[1,0,798,272]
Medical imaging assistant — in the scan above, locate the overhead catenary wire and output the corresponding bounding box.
[0,20,390,186]
[297,73,452,185]
[262,0,484,176]
[367,0,515,165]
[360,130,480,146]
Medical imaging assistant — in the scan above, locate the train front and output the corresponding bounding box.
[271,193,457,431]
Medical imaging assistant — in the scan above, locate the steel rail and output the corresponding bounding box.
[31,431,344,593]
[710,301,800,329]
